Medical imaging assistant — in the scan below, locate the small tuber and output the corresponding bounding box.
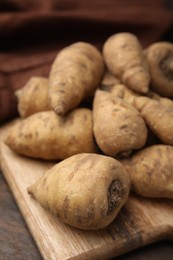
[121,145,173,199]
[15,77,50,118]
[134,96,173,145]
[145,42,173,97]
[103,32,150,94]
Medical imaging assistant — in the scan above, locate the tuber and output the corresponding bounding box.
[121,145,173,199]
[5,109,97,160]
[134,96,173,145]
[93,89,148,157]
[15,77,50,118]
[103,32,150,94]
[145,42,173,97]
[27,153,130,230]
[48,42,105,115]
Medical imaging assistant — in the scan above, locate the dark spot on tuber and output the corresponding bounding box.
[159,51,173,80]
[107,179,123,215]
[63,196,70,219]
[83,113,88,121]
[120,124,128,130]
[120,43,128,49]
[59,89,66,94]
[78,62,87,69]
[24,133,32,139]
[112,108,120,113]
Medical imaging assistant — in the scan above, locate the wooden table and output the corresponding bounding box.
[0,170,173,260]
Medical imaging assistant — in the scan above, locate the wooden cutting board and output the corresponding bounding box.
[0,121,173,260]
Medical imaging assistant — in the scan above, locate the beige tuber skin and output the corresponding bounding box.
[145,42,173,97]
[27,153,130,230]
[103,32,150,94]
[48,42,105,115]
[134,96,173,145]
[93,89,148,157]
[15,77,50,118]
[5,108,97,160]
[121,145,173,199]
[105,83,139,106]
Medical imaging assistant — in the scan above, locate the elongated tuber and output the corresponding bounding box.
[103,32,150,93]
[48,42,105,115]
[27,153,130,230]
[15,77,50,118]
[134,96,173,145]
[5,108,97,160]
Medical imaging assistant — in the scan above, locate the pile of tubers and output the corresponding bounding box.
[6,33,173,230]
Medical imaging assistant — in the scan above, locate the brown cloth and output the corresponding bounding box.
[0,0,173,123]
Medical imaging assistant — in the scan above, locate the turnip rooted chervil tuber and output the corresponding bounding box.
[27,153,130,230]
[121,145,173,199]
[103,32,150,94]
[15,77,50,118]
[145,42,173,97]
[5,109,97,160]
[48,42,105,115]
[93,89,148,157]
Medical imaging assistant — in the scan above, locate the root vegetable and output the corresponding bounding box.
[5,108,97,160]
[103,32,150,94]
[121,145,173,199]
[27,153,130,230]
[93,89,148,157]
[145,42,173,97]
[15,77,50,118]
[134,96,173,145]
[48,42,105,115]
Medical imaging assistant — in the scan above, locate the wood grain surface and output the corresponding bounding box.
[0,121,173,260]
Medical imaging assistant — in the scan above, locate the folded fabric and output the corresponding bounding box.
[0,0,173,123]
